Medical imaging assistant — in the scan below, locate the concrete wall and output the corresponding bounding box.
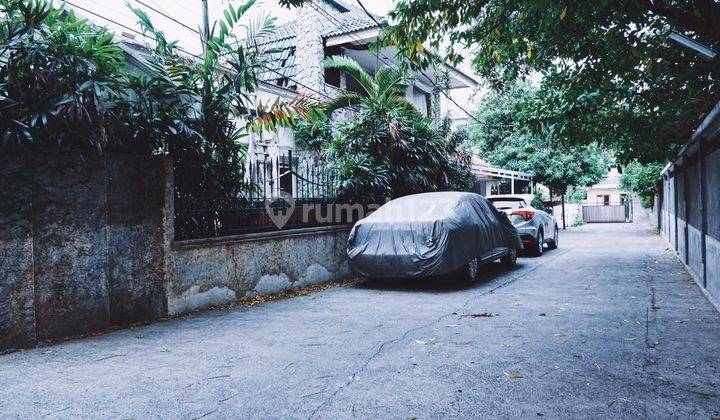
[552,203,581,227]
[167,227,351,315]
[660,139,720,309]
[1,153,353,352]
[0,153,168,351]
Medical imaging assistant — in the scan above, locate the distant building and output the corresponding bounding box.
[585,167,628,205]
[470,156,534,196]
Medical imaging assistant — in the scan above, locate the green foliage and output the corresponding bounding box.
[321,57,470,203]
[294,119,332,152]
[387,0,720,163]
[125,0,276,200]
[466,82,611,196]
[620,161,665,208]
[566,187,587,204]
[0,1,127,151]
[327,105,458,203]
[0,0,314,204]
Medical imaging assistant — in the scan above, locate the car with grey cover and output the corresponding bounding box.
[347,192,523,282]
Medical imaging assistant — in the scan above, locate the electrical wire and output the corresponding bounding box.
[64,0,333,100]
[338,0,482,125]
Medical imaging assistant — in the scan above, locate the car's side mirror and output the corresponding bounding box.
[546,207,554,215]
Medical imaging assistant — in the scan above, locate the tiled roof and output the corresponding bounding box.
[256,1,382,87]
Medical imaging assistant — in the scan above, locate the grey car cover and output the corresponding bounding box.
[347,192,522,278]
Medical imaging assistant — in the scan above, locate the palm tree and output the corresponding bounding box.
[321,56,460,202]
[323,56,419,117]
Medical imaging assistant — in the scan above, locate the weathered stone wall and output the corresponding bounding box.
[1,151,353,352]
[31,153,111,340]
[166,226,352,315]
[0,153,168,351]
[0,157,36,350]
[106,155,168,324]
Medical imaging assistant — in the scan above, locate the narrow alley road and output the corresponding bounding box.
[1,213,719,419]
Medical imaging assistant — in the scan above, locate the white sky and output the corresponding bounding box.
[65,0,481,115]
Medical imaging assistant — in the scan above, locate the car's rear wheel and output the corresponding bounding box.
[501,248,517,267]
[531,230,544,257]
[548,226,559,249]
[459,258,479,283]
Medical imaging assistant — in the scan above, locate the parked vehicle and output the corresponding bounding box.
[347,192,523,282]
[487,194,559,256]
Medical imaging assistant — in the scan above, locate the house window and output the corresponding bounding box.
[596,194,610,205]
[324,67,341,88]
[324,46,343,88]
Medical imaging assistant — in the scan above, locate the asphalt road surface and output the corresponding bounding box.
[1,213,719,419]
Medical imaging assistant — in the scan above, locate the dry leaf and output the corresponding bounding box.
[506,372,524,379]
[560,7,568,20]
[469,312,496,318]
[554,332,567,338]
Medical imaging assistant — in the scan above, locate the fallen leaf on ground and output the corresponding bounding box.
[415,338,437,345]
[445,324,459,328]
[469,312,496,318]
[505,372,523,379]
[554,332,567,338]
[41,350,53,355]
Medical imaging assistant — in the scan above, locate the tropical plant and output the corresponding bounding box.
[322,56,414,116]
[620,161,665,208]
[293,119,332,153]
[321,57,469,203]
[0,0,127,151]
[126,0,321,203]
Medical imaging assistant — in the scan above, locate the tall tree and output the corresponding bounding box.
[386,0,720,163]
[466,82,610,197]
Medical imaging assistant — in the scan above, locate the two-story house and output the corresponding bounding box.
[248,0,478,163]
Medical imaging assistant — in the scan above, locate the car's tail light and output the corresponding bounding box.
[511,209,535,221]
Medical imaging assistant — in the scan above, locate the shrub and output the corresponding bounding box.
[619,161,664,208]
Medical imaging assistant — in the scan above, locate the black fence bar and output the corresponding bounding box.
[174,151,362,240]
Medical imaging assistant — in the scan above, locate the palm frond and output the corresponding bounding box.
[376,67,409,99]
[324,56,377,97]
[323,92,364,114]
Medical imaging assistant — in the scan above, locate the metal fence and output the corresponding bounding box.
[174,151,364,240]
[581,204,631,223]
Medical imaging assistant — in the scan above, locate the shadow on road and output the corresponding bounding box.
[354,260,525,293]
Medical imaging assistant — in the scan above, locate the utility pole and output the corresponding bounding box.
[200,0,210,55]
[200,0,211,106]
[561,193,566,230]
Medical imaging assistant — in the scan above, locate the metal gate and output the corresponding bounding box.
[582,203,632,223]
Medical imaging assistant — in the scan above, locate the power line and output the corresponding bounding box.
[348,0,481,125]
[134,0,198,34]
[65,0,333,100]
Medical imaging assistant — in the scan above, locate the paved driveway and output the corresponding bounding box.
[1,214,719,419]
